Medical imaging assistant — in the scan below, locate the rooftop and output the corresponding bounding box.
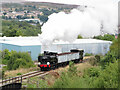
[0,36,112,46]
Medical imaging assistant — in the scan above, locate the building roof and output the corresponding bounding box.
[0,36,112,46]
[0,36,41,46]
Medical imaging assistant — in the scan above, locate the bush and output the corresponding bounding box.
[77,35,83,39]
[68,61,77,76]
[1,49,11,65]
[17,73,22,75]
[52,61,89,88]
[93,34,115,41]
[95,55,101,62]
[52,37,119,88]
[2,66,7,71]
[7,50,34,70]
[90,60,118,88]
[52,60,118,88]
[88,57,98,66]
[83,67,101,78]
[52,71,89,88]
[85,53,93,56]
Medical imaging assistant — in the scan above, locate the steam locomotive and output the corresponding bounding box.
[38,49,84,71]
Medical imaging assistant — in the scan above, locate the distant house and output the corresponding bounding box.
[0,33,2,35]
[115,34,117,39]
[19,19,43,25]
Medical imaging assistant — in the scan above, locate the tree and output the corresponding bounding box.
[16,29,23,36]
[90,60,118,88]
[8,16,12,19]
[77,35,83,39]
[100,38,119,68]
[38,15,48,23]
[31,16,34,19]
[2,20,41,37]
[7,51,34,70]
[3,12,7,16]
[2,49,11,64]
[93,34,115,41]
[16,15,22,19]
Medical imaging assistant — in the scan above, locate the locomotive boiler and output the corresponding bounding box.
[38,49,84,71]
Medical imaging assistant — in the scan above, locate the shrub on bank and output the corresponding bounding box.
[1,49,34,70]
[7,51,34,70]
[85,53,93,56]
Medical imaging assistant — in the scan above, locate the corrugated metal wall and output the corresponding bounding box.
[21,45,41,60]
[1,41,112,61]
[2,43,41,61]
[2,43,21,52]
[41,42,111,55]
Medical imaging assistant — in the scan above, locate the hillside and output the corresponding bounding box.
[2,2,79,9]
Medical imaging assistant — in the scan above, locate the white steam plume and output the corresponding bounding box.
[39,0,118,45]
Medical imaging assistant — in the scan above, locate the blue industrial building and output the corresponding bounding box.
[1,43,41,60]
[0,37,42,60]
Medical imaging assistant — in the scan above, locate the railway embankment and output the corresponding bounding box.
[1,56,95,88]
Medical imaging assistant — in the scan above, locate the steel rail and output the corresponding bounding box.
[0,71,49,86]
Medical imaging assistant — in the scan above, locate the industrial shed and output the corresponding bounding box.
[0,39,41,60]
[0,37,112,61]
[41,39,112,55]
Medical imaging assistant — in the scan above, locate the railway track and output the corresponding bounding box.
[0,70,49,87]
[0,56,92,87]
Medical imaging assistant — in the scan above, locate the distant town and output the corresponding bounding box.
[0,2,79,23]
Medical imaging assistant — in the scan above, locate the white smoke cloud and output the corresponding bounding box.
[38,0,118,45]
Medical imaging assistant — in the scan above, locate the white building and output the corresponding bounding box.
[0,36,112,60]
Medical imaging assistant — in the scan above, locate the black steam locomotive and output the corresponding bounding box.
[38,49,84,71]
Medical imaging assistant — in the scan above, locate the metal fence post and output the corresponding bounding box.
[21,75,22,83]
[37,81,39,88]
[27,78,29,83]
[18,77,19,83]
[12,77,13,84]
[2,78,3,85]
[9,77,10,84]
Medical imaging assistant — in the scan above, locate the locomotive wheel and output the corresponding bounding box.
[80,60,83,63]
[53,65,56,70]
[77,59,80,63]
[55,64,58,69]
[41,68,44,71]
[47,68,50,71]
